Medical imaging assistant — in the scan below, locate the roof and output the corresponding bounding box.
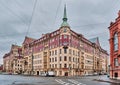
[61,4,69,27]
[23,36,36,44]
[89,37,100,46]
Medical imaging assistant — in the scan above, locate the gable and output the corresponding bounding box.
[23,36,36,44]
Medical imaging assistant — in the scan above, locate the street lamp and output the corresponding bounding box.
[31,53,34,75]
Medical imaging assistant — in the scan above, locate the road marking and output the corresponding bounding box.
[55,79,70,85]
[68,79,86,85]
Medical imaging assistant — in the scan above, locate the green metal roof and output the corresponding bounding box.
[61,4,69,27]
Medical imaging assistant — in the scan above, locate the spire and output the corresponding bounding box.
[61,4,69,27]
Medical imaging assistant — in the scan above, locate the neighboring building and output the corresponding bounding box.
[0,65,3,72]
[3,5,108,76]
[3,44,23,74]
[109,10,120,79]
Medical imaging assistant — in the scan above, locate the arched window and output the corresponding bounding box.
[114,33,118,51]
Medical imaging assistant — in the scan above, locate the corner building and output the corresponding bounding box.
[109,11,120,79]
[22,5,108,76]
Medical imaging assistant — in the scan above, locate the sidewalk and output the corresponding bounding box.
[93,77,120,84]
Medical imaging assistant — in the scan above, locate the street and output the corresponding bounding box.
[0,75,119,85]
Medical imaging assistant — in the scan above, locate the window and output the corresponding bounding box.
[55,57,57,62]
[52,64,54,68]
[73,64,74,68]
[64,35,67,39]
[64,56,67,61]
[69,64,71,70]
[69,49,71,54]
[64,28,67,32]
[69,57,71,61]
[59,64,62,68]
[64,64,67,68]
[73,50,75,55]
[55,64,57,68]
[114,58,119,66]
[114,33,118,51]
[60,56,62,61]
[60,49,62,54]
[64,48,67,53]
[73,57,74,62]
[52,58,54,62]
[55,50,57,55]
[52,51,54,55]
[78,52,80,56]
[50,51,51,56]
[78,58,79,63]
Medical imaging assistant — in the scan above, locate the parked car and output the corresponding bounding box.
[46,71,55,77]
[40,72,47,77]
[107,74,110,77]
[93,73,98,76]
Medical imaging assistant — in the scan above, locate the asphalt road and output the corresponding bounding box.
[0,75,118,85]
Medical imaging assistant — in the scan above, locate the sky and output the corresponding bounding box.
[0,0,120,64]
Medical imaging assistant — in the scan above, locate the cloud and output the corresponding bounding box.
[0,0,120,64]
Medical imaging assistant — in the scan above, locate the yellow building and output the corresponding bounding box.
[21,5,108,76]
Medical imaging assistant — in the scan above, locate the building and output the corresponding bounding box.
[3,44,23,74]
[109,10,120,79]
[3,5,108,76]
[0,65,3,72]
[21,5,108,76]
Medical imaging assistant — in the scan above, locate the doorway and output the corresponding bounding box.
[37,71,39,75]
[65,72,68,76]
[114,72,118,78]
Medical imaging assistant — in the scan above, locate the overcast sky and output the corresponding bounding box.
[0,0,120,64]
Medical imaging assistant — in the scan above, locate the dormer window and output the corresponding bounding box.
[114,33,118,51]
[64,35,67,39]
[64,28,67,32]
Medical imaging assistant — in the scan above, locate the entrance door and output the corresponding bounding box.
[65,72,68,76]
[114,72,118,78]
[37,71,39,75]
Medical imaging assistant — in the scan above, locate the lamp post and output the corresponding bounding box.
[31,53,34,75]
[108,65,110,78]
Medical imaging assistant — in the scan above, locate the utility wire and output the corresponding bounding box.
[53,0,62,27]
[14,0,23,8]
[0,22,108,37]
[0,0,27,24]
[26,0,38,36]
